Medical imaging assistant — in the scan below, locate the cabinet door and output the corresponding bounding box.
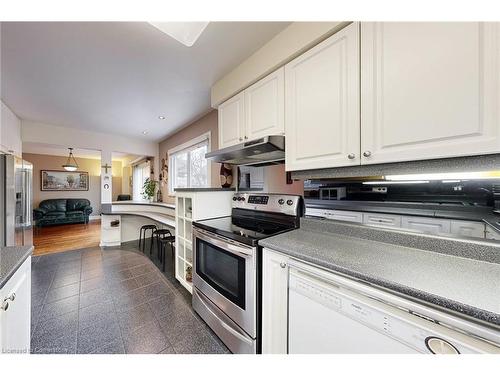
[262,249,289,354]
[245,67,284,141]
[450,220,486,239]
[363,212,402,228]
[285,22,360,171]
[401,216,451,235]
[485,226,500,241]
[0,101,22,157]
[361,22,500,165]
[0,257,31,353]
[218,92,245,148]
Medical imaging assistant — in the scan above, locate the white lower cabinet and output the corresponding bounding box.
[450,220,486,238]
[0,257,31,354]
[401,216,451,235]
[305,207,363,223]
[363,213,402,228]
[262,249,289,354]
[306,207,490,240]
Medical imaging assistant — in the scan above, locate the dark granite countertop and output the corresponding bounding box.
[260,218,500,327]
[305,199,500,232]
[0,246,33,289]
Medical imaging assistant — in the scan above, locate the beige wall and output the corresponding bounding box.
[23,153,123,215]
[158,110,304,203]
[264,164,304,196]
[158,110,220,204]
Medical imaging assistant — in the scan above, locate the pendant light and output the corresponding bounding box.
[62,148,79,171]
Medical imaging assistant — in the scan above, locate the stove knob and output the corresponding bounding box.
[287,199,293,206]
[238,197,244,201]
[278,199,285,205]
[241,196,245,201]
[232,197,237,201]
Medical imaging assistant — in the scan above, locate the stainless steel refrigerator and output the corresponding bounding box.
[0,155,33,247]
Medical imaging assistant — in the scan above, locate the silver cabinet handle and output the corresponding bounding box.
[1,301,8,311]
[244,136,248,140]
[280,262,287,268]
[347,153,355,160]
[5,293,16,302]
[239,137,243,141]
[363,151,372,157]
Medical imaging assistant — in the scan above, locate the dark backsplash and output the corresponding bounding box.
[304,179,500,208]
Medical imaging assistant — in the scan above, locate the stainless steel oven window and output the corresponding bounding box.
[195,238,246,309]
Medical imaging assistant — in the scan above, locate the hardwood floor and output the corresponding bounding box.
[33,220,101,256]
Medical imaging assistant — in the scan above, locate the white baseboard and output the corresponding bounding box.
[89,215,101,221]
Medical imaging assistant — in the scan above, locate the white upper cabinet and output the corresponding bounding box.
[218,92,245,149]
[361,22,500,165]
[218,68,285,149]
[285,22,360,171]
[245,67,285,140]
[0,101,22,157]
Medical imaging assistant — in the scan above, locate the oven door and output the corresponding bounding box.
[193,226,256,337]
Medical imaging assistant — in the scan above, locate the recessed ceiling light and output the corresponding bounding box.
[158,116,166,120]
[142,130,149,135]
[148,22,209,47]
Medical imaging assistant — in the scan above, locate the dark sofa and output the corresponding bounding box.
[33,198,93,227]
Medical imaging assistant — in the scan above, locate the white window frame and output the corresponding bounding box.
[168,131,211,195]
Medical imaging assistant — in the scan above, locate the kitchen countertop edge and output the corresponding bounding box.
[0,246,33,289]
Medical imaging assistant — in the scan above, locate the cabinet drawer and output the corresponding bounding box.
[401,216,451,235]
[306,208,363,223]
[450,220,486,239]
[363,213,401,228]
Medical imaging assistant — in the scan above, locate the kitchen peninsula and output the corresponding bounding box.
[100,201,175,247]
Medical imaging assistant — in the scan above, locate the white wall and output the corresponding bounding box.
[21,120,158,159]
[211,22,349,107]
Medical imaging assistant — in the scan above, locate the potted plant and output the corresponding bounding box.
[142,178,158,203]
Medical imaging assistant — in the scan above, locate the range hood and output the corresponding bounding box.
[205,136,285,167]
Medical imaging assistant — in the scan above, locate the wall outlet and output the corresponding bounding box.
[372,187,388,193]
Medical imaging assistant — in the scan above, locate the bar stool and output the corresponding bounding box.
[153,228,173,259]
[139,224,157,254]
[158,235,175,272]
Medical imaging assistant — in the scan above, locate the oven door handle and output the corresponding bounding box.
[193,227,255,258]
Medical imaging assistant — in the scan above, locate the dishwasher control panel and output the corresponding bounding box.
[288,268,497,354]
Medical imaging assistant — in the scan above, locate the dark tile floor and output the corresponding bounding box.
[30,242,230,354]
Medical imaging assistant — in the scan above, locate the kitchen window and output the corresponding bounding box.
[168,132,211,194]
[132,160,151,201]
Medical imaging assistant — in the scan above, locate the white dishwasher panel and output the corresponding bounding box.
[287,267,499,354]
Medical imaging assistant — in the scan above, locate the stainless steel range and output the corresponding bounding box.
[192,192,303,354]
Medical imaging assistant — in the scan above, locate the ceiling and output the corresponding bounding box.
[1,22,289,141]
[22,142,134,162]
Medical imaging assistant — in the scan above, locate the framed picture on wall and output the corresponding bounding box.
[41,170,89,191]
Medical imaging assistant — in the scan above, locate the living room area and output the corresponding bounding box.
[22,142,147,255]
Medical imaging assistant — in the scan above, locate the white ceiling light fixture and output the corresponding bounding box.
[62,148,79,171]
[149,22,209,47]
[142,130,149,135]
[158,116,166,120]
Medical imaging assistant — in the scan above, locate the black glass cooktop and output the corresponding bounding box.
[193,210,299,246]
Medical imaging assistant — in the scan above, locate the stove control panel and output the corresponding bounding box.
[232,193,303,217]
